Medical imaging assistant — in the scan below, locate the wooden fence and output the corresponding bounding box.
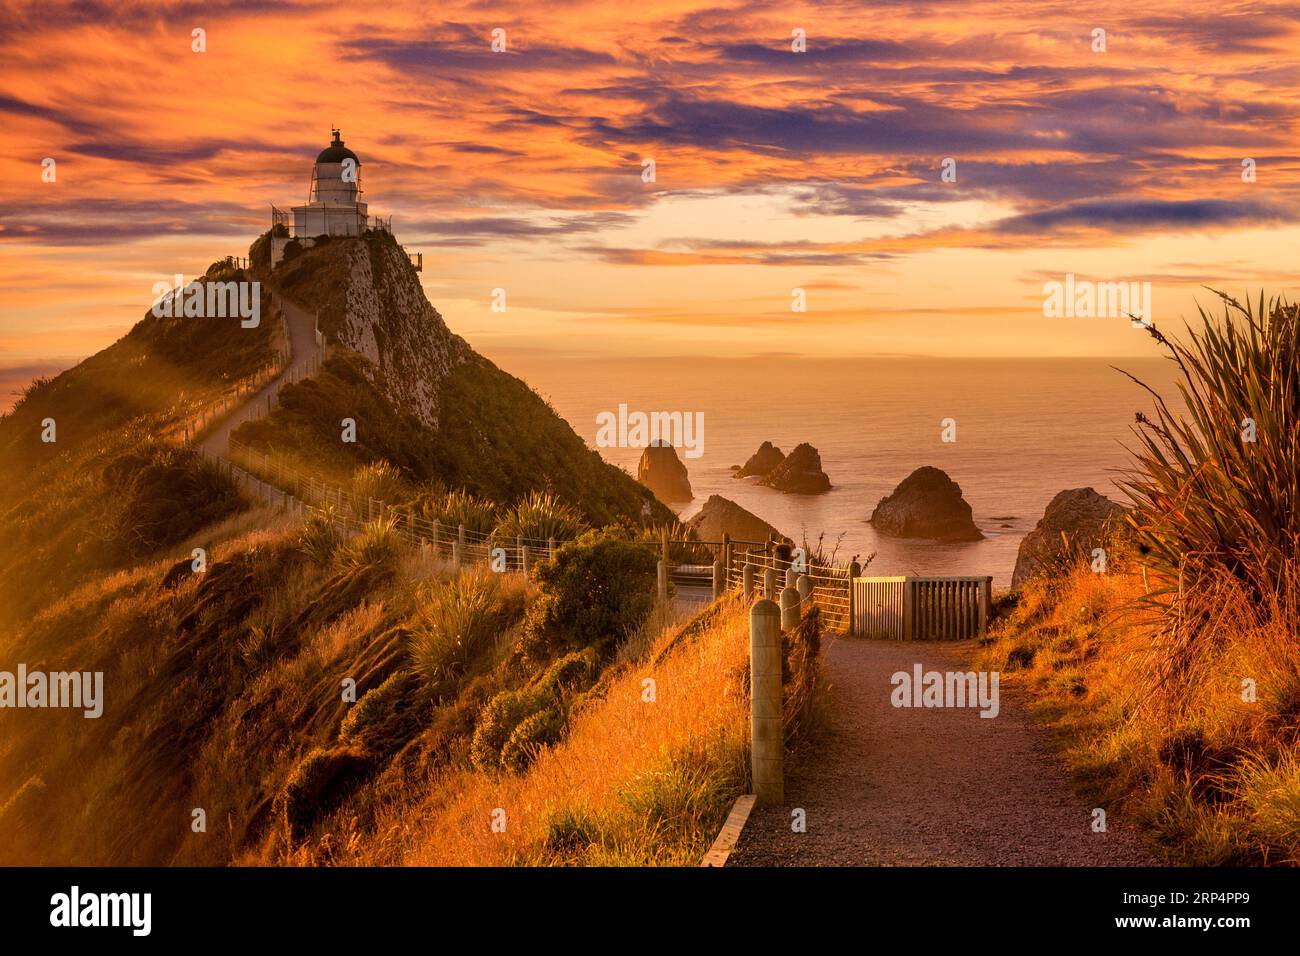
[851,575,992,640]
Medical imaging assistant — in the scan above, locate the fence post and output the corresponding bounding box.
[750,600,784,807]
[458,524,466,550]
[780,586,800,631]
[712,560,724,600]
[796,573,813,604]
[847,560,861,636]
[516,535,524,572]
[521,545,530,575]
[743,563,755,597]
[722,533,732,583]
[903,576,915,641]
[979,575,992,636]
[657,560,668,604]
[547,536,556,559]
[432,519,441,550]
[452,540,462,572]
[785,566,798,590]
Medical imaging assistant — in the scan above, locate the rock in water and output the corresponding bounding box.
[759,442,831,494]
[1012,488,1125,587]
[870,466,982,541]
[735,441,785,478]
[638,441,693,503]
[686,495,783,543]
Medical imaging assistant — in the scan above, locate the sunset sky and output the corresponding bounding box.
[3,0,1300,385]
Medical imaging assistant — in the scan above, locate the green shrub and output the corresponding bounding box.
[334,516,402,573]
[281,745,372,839]
[538,648,600,694]
[409,571,512,693]
[470,687,548,772]
[339,670,424,754]
[520,529,658,664]
[102,440,244,562]
[500,705,564,773]
[494,490,586,545]
[349,460,409,514]
[421,489,498,538]
[298,507,342,563]
[1122,293,1300,600]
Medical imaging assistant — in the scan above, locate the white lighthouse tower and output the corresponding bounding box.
[292,129,368,237]
[269,130,415,270]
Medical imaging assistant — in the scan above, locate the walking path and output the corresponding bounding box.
[198,288,318,459]
[730,637,1153,866]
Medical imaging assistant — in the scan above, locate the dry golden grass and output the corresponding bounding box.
[978,553,1300,865]
[311,596,753,867]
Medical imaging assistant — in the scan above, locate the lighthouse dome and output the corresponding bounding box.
[317,129,359,165]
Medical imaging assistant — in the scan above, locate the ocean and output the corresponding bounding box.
[502,355,1178,587]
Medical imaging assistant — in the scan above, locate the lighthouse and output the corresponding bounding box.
[269,130,413,270]
[291,129,369,237]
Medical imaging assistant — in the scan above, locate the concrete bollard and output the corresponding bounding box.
[797,573,813,603]
[712,560,724,601]
[657,560,668,604]
[452,540,462,572]
[750,599,784,806]
[785,566,798,589]
[743,563,755,597]
[764,567,777,599]
[781,586,800,631]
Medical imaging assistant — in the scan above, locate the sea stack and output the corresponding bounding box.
[758,442,831,494]
[637,440,693,504]
[1012,488,1125,587]
[870,466,983,541]
[734,441,785,478]
[686,495,784,543]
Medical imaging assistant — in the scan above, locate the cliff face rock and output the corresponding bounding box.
[637,441,693,503]
[254,230,673,529]
[686,495,782,543]
[1012,488,1125,587]
[870,466,983,541]
[759,442,831,494]
[272,233,472,430]
[734,441,785,478]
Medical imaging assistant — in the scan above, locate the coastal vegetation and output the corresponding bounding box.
[981,293,1300,864]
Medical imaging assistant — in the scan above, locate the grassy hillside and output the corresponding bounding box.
[0,510,788,866]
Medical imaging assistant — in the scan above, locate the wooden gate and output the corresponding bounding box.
[851,575,992,640]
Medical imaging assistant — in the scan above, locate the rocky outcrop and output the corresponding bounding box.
[759,442,831,494]
[870,466,982,541]
[1012,488,1125,587]
[272,232,472,430]
[686,495,783,543]
[734,441,785,478]
[637,441,693,503]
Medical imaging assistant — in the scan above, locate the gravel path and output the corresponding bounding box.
[730,636,1154,866]
[198,287,318,459]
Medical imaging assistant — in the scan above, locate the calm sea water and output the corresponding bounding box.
[502,356,1178,588]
